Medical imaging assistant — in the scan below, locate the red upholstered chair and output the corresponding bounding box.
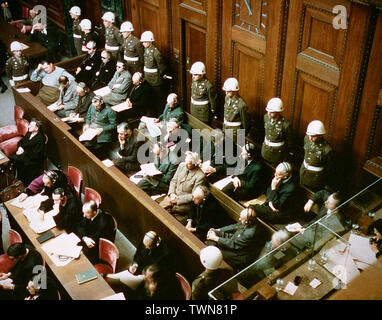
[83,187,102,206]
[0,229,23,273]
[0,106,25,142]
[175,272,192,300]
[0,118,29,156]
[94,238,119,275]
[67,166,83,199]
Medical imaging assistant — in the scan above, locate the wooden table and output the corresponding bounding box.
[0,20,47,60]
[4,199,116,300]
[0,150,9,166]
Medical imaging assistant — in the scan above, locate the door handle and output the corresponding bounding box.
[186,57,190,65]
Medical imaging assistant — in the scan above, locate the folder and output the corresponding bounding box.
[36,230,56,244]
[75,268,98,284]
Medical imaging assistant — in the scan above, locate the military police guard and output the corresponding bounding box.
[120,21,143,75]
[69,6,82,56]
[102,12,123,60]
[6,41,29,86]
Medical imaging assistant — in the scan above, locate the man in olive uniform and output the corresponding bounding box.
[222,77,249,144]
[300,120,334,192]
[120,21,143,75]
[261,97,292,165]
[79,19,99,54]
[102,12,122,61]
[140,31,167,111]
[69,6,82,56]
[6,41,29,86]
[189,61,217,124]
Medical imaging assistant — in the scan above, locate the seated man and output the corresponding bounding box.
[30,59,75,105]
[304,189,342,221]
[24,274,59,300]
[9,118,46,185]
[75,41,101,87]
[82,95,117,159]
[222,143,266,201]
[68,82,94,121]
[102,61,132,106]
[50,76,79,118]
[249,162,298,225]
[137,143,179,195]
[160,151,206,214]
[75,200,115,264]
[206,207,267,271]
[105,122,142,174]
[0,243,43,300]
[90,50,116,90]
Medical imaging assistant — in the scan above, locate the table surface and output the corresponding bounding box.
[0,20,47,60]
[0,150,9,166]
[4,199,116,300]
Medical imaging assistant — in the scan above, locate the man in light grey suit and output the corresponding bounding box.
[54,75,79,117]
[102,61,132,106]
[160,151,206,215]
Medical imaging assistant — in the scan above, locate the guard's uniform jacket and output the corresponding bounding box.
[121,33,143,74]
[223,94,249,141]
[190,77,216,123]
[72,18,83,56]
[6,55,29,85]
[104,25,122,59]
[143,45,166,87]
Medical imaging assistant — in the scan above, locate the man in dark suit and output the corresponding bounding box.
[222,143,266,201]
[91,50,116,90]
[207,207,267,271]
[106,122,143,174]
[137,143,179,195]
[0,243,43,300]
[75,201,115,264]
[250,162,298,224]
[75,41,101,87]
[70,82,94,120]
[304,189,342,220]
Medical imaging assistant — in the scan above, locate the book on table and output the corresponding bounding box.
[75,268,98,284]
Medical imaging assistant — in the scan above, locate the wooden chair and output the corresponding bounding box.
[0,106,25,142]
[83,187,102,206]
[67,166,83,199]
[9,229,22,245]
[175,272,192,300]
[94,238,119,275]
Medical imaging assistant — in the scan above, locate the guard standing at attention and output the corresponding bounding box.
[102,12,122,61]
[69,6,82,56]
[222,77,249,143]
[6,41,29,86]
[189,61,217,124]
[261,97,292,165]
[120,21,143,75]
[300,120,334,192]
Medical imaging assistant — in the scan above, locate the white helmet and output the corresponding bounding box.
[10,41,25,51]
[102,11,115,23]
[306,120,326,135]
[120,21,134,32]
[200,246,223,270]
[190,61,206,75]
[266,97,283,112]
[223,77,239,91]
[140,31,154,42]
[69,6,81,16]
[79,19,92,30]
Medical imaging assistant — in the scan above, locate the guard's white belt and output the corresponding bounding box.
[224,118,241,127]
[304,160,324,172]
[13,74,28,81]
[191,98,209,105]
[105,44,119,51]
[124,55,139,62]
[144,66,158,73]
[264,137,285,147]
[73,33,82,39]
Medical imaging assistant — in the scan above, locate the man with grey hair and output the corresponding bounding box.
[160,151,206,214]
[75,41,101,86]
[249,162,297,224]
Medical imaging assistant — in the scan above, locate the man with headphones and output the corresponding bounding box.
[250,162,298,224]
[206,208,267,270]
[222,143,266,201]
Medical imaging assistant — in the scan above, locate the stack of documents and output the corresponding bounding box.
[140,163,162,176]
[348,233,377,269]
[11,194,48,209]
[42,233,82,267]
[93,86,111,97]
[79,128,100,142]
[140,116,161,137]
[16,87,31,93]
[111,101,131,112]
[213,176,233,190]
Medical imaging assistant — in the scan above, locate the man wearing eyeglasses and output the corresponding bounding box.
[102,61,132,106]
[90,50,116,90]
[75,41,101,87]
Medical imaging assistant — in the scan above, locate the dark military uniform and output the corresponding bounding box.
[121,33,143,74]
[75,52,102,87]
[223,94,249,143]
[143,44,166,87]
[72,17,83,56]
[104,25,123,60]
[190,77,217,123]
[6,54,29,85]
[90,59,116,90]
[300,135,334,191]
[261,114,292,165]
[81,31,99,54]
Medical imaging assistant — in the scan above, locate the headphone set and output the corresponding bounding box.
[244,143,256,160]
[145,231,161,247]
[44,170,59,184]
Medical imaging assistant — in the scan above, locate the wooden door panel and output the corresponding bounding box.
[139,2,160,41]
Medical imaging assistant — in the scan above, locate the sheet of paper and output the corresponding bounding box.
[201,160,211,173]
[0,278,13,286]
[102,159,114,167]
[348,233,377,265]
[93,86,111,96]
[47,102,58,111]
[355,260,371,270]
[100,292,126,300]
[286,222,304,233]
[61,115,79,123]
[213,176,233,190]
[140,163,162,176]
[79,128,99,142]
[129,170,145,185]
[309,278,322,289]
[111,101,132,112]
[29,215,56,234]
[140,116,157,124]
[151,193,166,201]
[16,87,31,93]
[14,194,48,210]
[146,121,162,137]
[283,282,298,296]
